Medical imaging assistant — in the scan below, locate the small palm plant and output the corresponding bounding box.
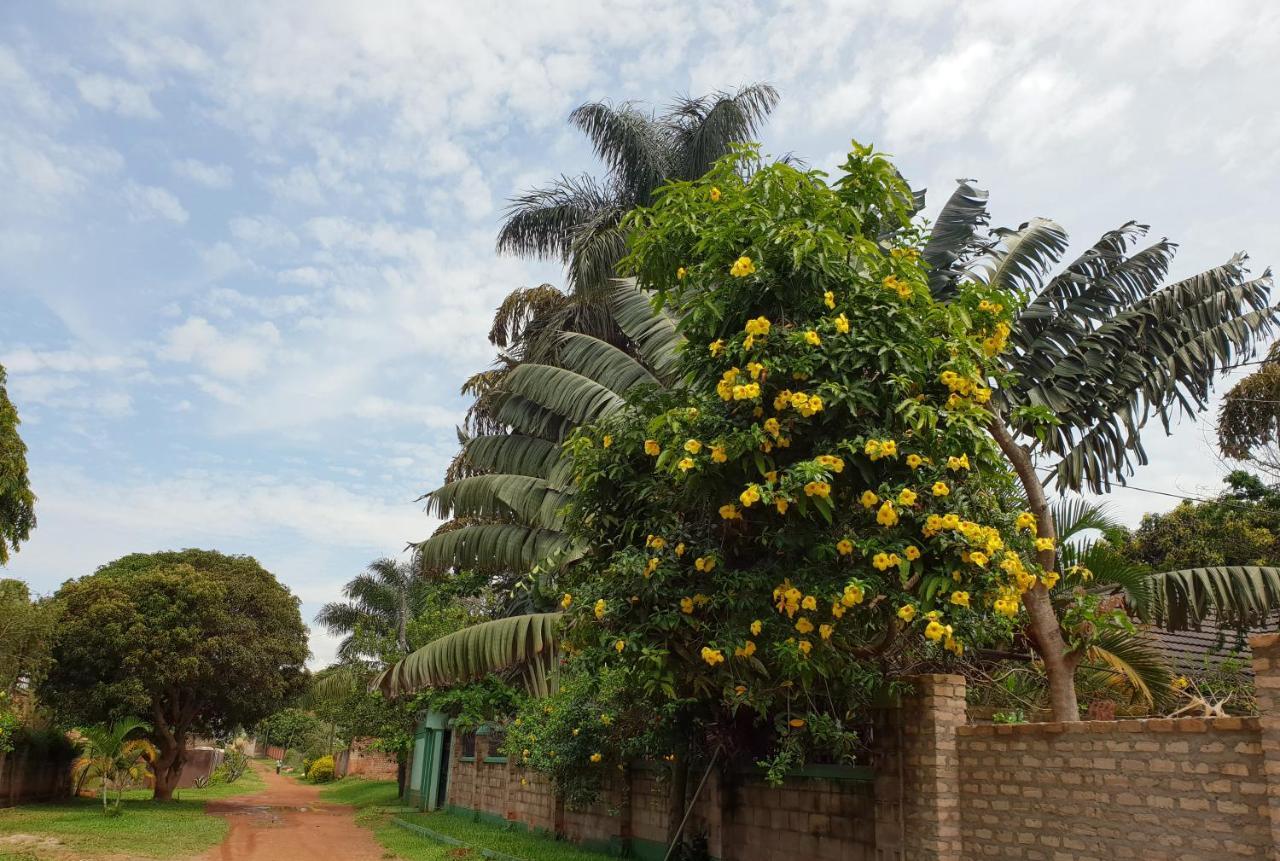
[73,718,155,814]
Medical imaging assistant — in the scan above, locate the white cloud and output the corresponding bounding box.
[172,157,233,188]
[159,317,280,380]
[123,181,189,223]
[1,348,143,374]
[75,72,160,119]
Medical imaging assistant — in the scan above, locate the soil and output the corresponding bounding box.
[200,764,386,861]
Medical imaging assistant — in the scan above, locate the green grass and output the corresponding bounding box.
[397,811,611,861]
[319,778,606,860]
[0,767,267,859]
[318,776,403,808]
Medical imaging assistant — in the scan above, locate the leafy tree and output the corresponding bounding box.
[1220,346,1280,480]
[503,144,1062,795]
[72,718,155,814]
[0,367,35,565]
[41,550,308,800]
[923,182,1276,719]
[0,578,56,698]
[253,707,324,762]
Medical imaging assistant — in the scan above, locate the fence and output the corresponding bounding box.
[0,738,75,807]
[429,633,1280,860]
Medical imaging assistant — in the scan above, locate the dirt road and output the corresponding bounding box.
[201,764,386,861]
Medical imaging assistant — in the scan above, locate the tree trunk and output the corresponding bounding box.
[396,755,408,798]
[988,418,1082,721]
[151,741,185,801]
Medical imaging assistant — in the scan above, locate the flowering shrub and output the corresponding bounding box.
[306,754,335,783]
[517,143,1064,790]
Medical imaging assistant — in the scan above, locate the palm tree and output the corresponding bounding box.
[316,557,428,661]
[922,182,1276,719]
[497,85,779,319]
[378,283,683,699]
[73,718,154,813]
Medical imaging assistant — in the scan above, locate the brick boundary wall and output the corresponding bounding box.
[438,637,1280,860]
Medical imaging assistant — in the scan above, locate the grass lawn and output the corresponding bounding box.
[319,777,609,861]
[0,766,266,859]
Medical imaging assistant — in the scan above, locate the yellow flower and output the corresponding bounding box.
[678,457,695,472]
[694,556,716,572]
[763,417,781,437]
[730,256,756,278]
[924,620,949,641]
[831,603,846,618]
[898,488,917,506]
[932,481,950,496]
[881,440,898,457]
[819,623,834,640]
[675,542,685,557]
[750,619,762,636]
[710,186,722,202]
[841,583,864,607]
[594,598,607,620]
[614,639,626,653]
[877,501,899,527]
[1015,512,1037,533]
[719,503,742,520]
[798,639,812,656]
[803,330,822,346]
[644,557,659,577]
[739,485,761,507]
[735,640,757,658]
[1035,537,1056,552]
[1172,676,1190,690]
[905,545,921,561]
[950,591,970,608]
[734,685,747,695]
[941,513,960,529]
[946,454,971,472]
[775,497,790,515]
[1041,570,1060,589]
[860,491,879,509]
[795,617,814,634]
[601,434,613,449]
[561,593,573,609]
[590,752,603,763]
[680,597,695,614]
[804,481,831,498]
[677,266,687,280]
[644,439,661,456]
[824,290,836,309]
[710,444,728,463]
[709,339,724,356]
[815,454,844,473]
[801,594,817,611]
[969,551,989,568]
[600,714,613,725]
[836,538,854,556]
[744,316,771,337]
[906,454,923,469]
[789,718,806,728]
[834,313,849,334]
[872,552,895,571]
[700,646,725,666]
[897,604,917,622]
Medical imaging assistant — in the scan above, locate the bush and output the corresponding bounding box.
[212,748,248,784]
[306,754,335,783]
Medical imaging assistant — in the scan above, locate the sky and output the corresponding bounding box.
[1,1,1278,667]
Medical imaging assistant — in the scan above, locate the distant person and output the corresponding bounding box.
[275,759,282,775]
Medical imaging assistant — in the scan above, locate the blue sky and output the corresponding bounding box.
[2,1,1278,666]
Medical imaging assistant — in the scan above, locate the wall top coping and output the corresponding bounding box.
[957,715,1260,737]
[1250,632,1280,650]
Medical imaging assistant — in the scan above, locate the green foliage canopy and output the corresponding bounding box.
[41,549,308,798]
[506,145,1067,785]
[0,367,35,565]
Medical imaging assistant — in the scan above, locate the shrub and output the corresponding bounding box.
[306,754,335,783]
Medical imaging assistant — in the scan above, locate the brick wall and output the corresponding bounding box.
[957,717,1268,859]
[339,737,399,780]
[0,743,74,807]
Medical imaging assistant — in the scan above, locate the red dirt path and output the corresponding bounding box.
[200,763,385,861]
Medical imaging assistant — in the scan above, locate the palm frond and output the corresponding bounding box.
[964,217,1070,296]
[568,101,671,203]
[608,278,683,380]
[375,612,563,699]
[457,434,564,481]
[425,474,568,529]
[554,331,660,394]
[1051,497,1125,543]
[666,83,780,181]
[1080,627,1172,707]
[496,174,615,264]
[414,523,574,575]
[1147,565,1280,632]
[922,180,989,300]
